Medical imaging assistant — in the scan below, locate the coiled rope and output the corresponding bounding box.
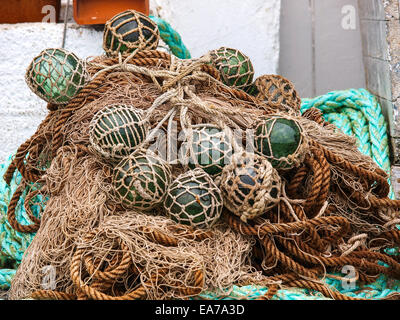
[0,156,38,292]
[301,88,394,199]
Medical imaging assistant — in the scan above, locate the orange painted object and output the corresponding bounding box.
[0,0,61,23]
[73,0,149,25]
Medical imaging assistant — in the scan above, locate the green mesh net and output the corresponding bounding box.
[89,104,149,161]
[112,152,171,210]
[180,125,233,177]
[254,116,307,170]
[220,152,281,222]
[25,48,87,105]
[103,10,160,56]
[164,168,223,229]
[209,47,254,90]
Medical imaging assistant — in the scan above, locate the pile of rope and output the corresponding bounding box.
[3,48,400,301]
[301,89,394,199]
[0,156,38,291]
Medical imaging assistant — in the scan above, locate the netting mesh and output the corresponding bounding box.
[103,10,160,56]
[254,75,301,112]
[164,168,223,229]
[180,125,233,177]
[8,46,400,301]
[89,104,148,161]
[112,152,171,210]
[254,116,308,169]
[220,152,281,222]
[244,83,259,96]
[209,47,254,90]
[25,48,87,105]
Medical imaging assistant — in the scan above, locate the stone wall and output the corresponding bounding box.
[358,0,400,198]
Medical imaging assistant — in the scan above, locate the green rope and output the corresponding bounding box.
[196,272,400,300]
[301,88,394,199]
[0,269,15,291]
[0,157,37,262]
[0,156,39,289]
[150,16,191,59]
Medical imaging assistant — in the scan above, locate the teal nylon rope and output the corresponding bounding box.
[0,156,39,290]
[0,269,15,291]
[196,272,400,300]
[301,88,394,199]
[150,16,191,59]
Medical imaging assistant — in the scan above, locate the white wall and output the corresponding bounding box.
[0,23,103,163]
[0,0,281,163]
[151,0,281,77]
[279,0,365,98]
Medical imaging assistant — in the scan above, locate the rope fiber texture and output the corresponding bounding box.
[1,48,400,300]
[150,16,191,59]
[301,88,394,199]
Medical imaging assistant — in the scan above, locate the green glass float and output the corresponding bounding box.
[36,148,52,172]
[209,47,254,90]
[254,75,301,111]
[25,48,87,105]
[244,83,259,97]
[181,125,232,177]
[164,168,223,229]
[254,116,306,169]
[103,10,160,56]
[89,104,149,161]
[112,153,171,210]
[220,152,281,223]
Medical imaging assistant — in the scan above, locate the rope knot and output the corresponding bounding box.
[339,233,368,257]
[161,55,211,92]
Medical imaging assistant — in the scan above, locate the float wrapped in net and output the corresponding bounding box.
[103,10,160,56]
[25,48,87,105]
[3,11,400,301]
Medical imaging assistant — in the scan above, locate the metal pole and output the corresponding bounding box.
[61,0,70,48]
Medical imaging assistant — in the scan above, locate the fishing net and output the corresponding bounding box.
[254,74,301,112]
[209,47,254,90]
[3,42,400,301]
[89,104,148,161]
[25,48,87,105]
[164,168,223,229]
[103,10,160,56]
